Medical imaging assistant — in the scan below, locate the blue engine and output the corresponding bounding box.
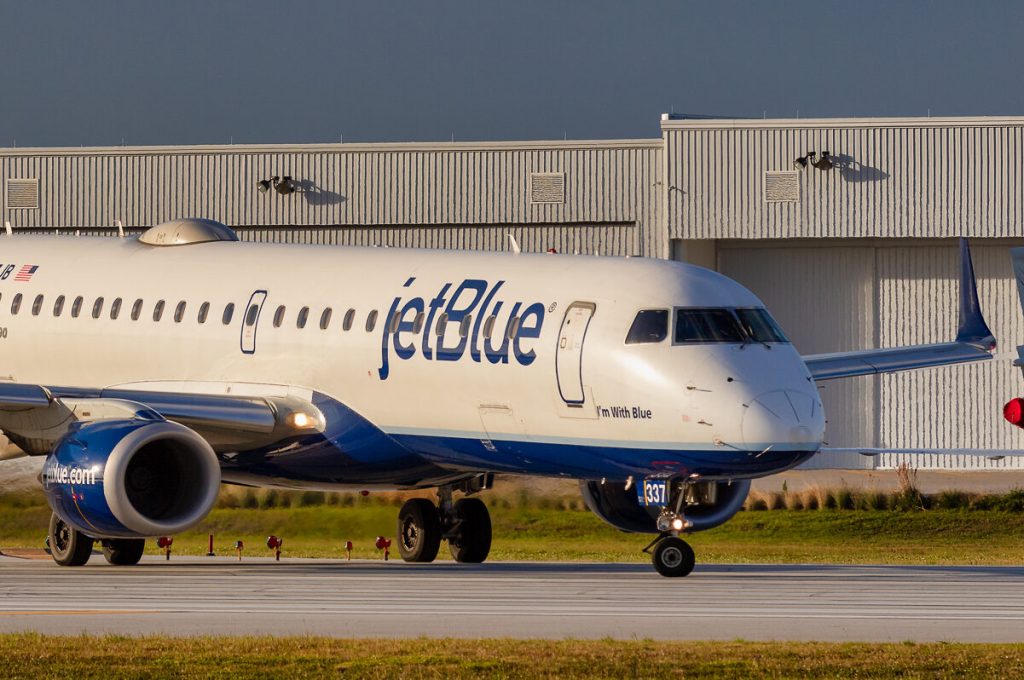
[42,412,221,538]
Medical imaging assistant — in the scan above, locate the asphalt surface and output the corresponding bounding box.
[0,556,1022,641]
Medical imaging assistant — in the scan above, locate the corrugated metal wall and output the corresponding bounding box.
[664,117,1024,240]
[0,141,664,257]
[720,240,1024,470]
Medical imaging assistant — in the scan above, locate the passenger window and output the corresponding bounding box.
[459,314,472,338]
[435,313,448,337]
[53,295,66,317]
[365,310,378,332]
[506,316,521,339]
[388,311,401,333]
[483,315,496,338]
[625,310,668,344]
[153,300,165,322]
[10,293,22,315]
[198,302,210,324]
[674,308,745,343]
[320,308,332,330]
[174,301,187,323]
[131,299,143,321]
[92,297,105,319]
[735,308,789,343]
[245,303,259,327]
[343,309,355,331]
[71,296,83,318]
[32,294,44,316]
[413,312,425,333]
[222,303,235,325]
[297,306,309,329]
[110,297,122,320]
[273,305,286,328]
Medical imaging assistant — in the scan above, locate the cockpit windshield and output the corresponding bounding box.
[734,308,789,343]
[625,307,790,345]
[674,308,746,343]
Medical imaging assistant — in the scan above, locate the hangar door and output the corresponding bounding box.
[718,245,877,450]
[717,242,1024,469]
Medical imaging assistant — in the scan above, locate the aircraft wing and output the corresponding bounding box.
[0,382,324,456]
[802,238,996,381]
[820,447,1024,461]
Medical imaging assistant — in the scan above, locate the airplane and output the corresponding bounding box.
[0,219,1005,577]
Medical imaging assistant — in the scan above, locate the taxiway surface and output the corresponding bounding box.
[0,556,1022,641]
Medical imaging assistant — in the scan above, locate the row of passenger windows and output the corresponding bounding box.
[625,307,790,345]
[0,291,523,340]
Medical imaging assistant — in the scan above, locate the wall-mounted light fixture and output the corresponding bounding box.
[793,151,833,171]
[256,176,297,195]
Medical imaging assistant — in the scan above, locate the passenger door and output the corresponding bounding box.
[240,290,268,354]
[556,302,596,406]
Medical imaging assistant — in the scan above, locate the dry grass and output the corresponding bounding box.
[0,635,1020,678]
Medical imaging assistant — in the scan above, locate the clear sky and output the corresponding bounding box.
[1,1,1021,147]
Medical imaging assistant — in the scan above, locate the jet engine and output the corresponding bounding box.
[580,478,751,533]
[42,414,220,538]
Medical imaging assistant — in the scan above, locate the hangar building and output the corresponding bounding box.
[3,115,1023,469]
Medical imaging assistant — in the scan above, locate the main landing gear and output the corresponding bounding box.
[47,513,146,567]
[642,480,698,578]
[397,476,493,565]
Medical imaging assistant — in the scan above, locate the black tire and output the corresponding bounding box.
[397,498,441,563]
[48,513,94,567]
[448,497,492,564]
[651,536,695,578]
[102,539,146,566]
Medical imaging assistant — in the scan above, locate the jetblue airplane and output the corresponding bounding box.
[0,219,1003,576]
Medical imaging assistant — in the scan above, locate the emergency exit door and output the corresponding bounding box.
[556,302,595,406]
[240,290,268,354]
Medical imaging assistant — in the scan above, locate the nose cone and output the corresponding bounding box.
[741,390,824,449]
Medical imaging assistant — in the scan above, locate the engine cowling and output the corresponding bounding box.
[580,479,751,534]
[42,415,220,538]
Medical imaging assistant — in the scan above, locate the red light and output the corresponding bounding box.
[1003,398,1024,427]
[375,536,391,550]
[157,536,173,548]
[266,535,282,549]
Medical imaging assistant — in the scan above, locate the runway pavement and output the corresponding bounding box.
[0,555,1022,641]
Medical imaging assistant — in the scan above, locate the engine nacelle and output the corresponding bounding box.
[580,479,751,534]
[42,415,220,538]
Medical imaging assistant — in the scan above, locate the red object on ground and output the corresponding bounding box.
[157,536,173,548]
[1004,398,1024,427]
[345,540,353,560]
[207,533,215,557]
[375,536,392,561]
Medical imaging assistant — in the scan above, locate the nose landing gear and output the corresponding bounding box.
[641,479,699,578]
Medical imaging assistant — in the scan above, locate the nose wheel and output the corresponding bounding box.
[649,535,695,577]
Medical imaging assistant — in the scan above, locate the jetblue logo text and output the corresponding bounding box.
[378,278,546,380]
[43,462,99,486]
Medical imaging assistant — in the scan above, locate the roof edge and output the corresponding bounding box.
[660,114,1024,131]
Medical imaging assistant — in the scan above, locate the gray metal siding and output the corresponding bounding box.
[665,119,1024,240]
[1,142,664,257]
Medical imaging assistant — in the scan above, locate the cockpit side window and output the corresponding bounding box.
[674,308,746,343]
[625,309,668,344]
[735,308,789,343]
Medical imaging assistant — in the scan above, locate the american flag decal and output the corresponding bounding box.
[14,265,38,282]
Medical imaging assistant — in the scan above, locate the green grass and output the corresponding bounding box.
[0,635,1019,678]
[2,488,1024,564]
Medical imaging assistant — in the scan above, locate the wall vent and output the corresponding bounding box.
[6,179,39,209]
[763,171,800,203]
[530,172,565,204]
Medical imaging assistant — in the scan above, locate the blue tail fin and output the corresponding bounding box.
[956,238,994,347]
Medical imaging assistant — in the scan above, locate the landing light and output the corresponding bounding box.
[671,518,685,532]
[286,412,317,430]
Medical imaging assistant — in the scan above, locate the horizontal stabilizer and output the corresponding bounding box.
[803,238,995,381]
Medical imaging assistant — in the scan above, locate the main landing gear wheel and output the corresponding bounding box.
[102,539,146,566]
[48,513,94,567]
[397,498,442,562]
[651,536,695,578]
[448,497,492,563]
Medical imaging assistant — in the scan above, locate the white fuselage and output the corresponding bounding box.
[0,235,825,486]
